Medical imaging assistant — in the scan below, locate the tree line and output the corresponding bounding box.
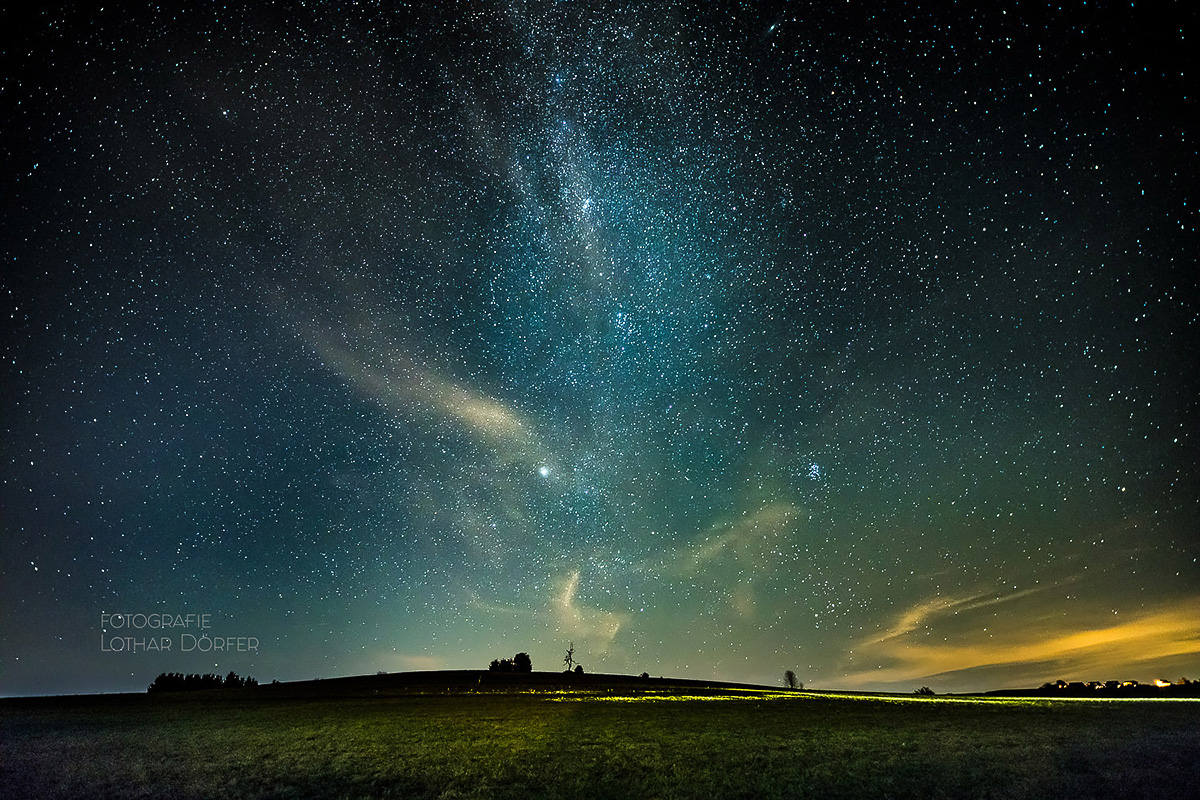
[147,671,258,692]
[488,652,533,672]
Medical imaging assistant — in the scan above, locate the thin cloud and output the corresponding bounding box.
[465,571,629,657]
[310,329,535,450]
[550,569,628,654]
[867,586,1053,645]
[651,502,802,618]
[843,594,1200,689]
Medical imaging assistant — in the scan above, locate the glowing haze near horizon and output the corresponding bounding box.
[2,1,1197,697]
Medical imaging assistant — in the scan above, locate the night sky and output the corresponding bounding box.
[2,1,1196,697]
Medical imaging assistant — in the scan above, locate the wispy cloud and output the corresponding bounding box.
[681,503,800,571]
[866,587,1052,646]
[282,289,547,468]
[310,326,535,450]
[550,570,629,654]
[464,571,630,658]
[842,591,1200,690]
[654,502,802,617]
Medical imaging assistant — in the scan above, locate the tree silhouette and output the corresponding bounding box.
[489,653,531,672]
[563,642,575,672]
[147,671,255,692]
[784,670,800,690]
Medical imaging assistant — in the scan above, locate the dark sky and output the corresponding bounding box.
[2,0,1196,697]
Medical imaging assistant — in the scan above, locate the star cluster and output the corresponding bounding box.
[2,1,1196,695]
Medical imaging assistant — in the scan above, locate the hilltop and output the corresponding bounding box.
[248,669,785,699]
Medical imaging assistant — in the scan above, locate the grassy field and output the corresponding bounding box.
[3,673,1198,799]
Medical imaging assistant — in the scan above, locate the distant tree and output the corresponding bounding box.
[914,686,935,696]
[489,658,515,672]
[513,652,533,673]
[148,670,254,693]
[784,670,800,690]
[574,665,584,675]
[563,642,576,672]
[147,672,182,692]
[640,672,650,679]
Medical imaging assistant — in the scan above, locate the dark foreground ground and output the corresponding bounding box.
[3,672,1199,799]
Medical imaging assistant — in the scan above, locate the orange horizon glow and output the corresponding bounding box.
[841,594,1200,689]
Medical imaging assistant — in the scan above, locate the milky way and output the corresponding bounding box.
[2,1,1196,696]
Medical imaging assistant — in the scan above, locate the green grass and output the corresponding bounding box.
[3,681,1198,799]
